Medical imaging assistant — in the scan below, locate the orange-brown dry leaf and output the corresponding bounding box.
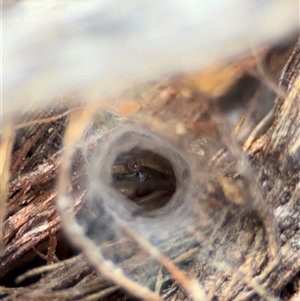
[116,100,141,117]
[218,173,245,205]
[185,48,269,97]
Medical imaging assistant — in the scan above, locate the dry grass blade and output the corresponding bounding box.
[56,106,163,301]
[0,120,15,250]
[119,221,206,301]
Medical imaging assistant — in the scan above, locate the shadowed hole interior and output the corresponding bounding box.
[111,147,177,211]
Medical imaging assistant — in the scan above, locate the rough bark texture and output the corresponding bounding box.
[0,38,299,301]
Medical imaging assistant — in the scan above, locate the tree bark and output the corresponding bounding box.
[1,38,299,301]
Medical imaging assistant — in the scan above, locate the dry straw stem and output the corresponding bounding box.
[119,221,206,301]
[0,120,15,250]
[56,106,163,301]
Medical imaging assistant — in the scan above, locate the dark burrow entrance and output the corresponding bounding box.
[111,148,177,211]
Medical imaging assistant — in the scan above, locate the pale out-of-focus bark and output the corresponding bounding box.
[3,0,298,115]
